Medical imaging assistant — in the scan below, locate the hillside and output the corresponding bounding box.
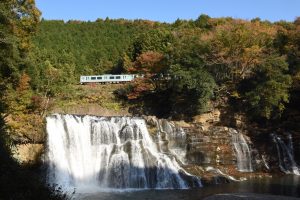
[32,19,165,76]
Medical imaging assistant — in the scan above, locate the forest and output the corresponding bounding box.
[29,15,300,121]
[0,0,300,199]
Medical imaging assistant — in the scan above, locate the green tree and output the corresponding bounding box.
[194,14,213,30]
[0,0,40,80]
[168,64,216,114]
[240,55,292,119]
[131,29,173,59]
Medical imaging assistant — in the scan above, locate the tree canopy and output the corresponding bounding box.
[2,11,300,121]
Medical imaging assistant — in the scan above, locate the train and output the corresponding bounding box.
[80,74,140,84]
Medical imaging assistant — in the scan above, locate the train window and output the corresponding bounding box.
[91,77,96,80]
[97,77,102,80]
[116,76,121,79]
[109,76,115,79]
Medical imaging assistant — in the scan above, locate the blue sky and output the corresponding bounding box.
[36,0,300,23]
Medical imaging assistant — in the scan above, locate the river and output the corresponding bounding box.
[74,175,300,200]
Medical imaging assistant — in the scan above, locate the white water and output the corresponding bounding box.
[46,114,201,190]
[272,134,300,175]
[205,167,240,182]
[231,130,253,172]
[155,119,187,164]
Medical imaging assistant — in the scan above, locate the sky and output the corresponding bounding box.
[36,0,300,23]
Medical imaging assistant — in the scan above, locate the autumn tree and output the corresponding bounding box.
[14,73,33,113]
[203,20,276,83]
[124,51,165,99]
[122,29,172,100]
[134,51,165,73]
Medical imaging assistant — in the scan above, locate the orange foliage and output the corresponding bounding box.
[17,73,31,92]
[132,51,165,74]
[126,78,155,100]
[202,20,279,81]
[125,51,165,99]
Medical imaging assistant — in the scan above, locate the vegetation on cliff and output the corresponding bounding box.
[0,0,67,199]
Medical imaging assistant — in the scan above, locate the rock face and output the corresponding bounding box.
[144,115,246,184]
[145,112,240,169]
[13,108,300,184]
[186,126,237,167]
[144,112,300,183]
[242,130,300,175]
[13,144,44,164]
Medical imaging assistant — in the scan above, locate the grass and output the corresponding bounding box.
[49,84,130,116]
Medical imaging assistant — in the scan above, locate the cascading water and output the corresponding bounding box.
[272,133,300,175]
[231,130,253,172]
[155,119,187,164]
[46,114,201,190]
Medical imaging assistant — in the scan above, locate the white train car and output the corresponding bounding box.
[80,74,138,84]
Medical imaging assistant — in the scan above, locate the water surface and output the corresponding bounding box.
[74,175,300,200]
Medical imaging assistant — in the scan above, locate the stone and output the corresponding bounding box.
[175,120,191,128]
[193,113,213,124]
[13,144,44,164]
[212,109,221,122]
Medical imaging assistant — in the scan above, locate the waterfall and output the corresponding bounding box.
[231,130,253,172]
[272,134,300,175]
[46,114,201,190]
[155,119,187,164]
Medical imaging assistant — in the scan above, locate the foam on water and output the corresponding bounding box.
[46,114,201,191]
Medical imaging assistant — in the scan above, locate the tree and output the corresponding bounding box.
[11,73,33,113]
[120,54,135,72]
[0,0,40,80]
[122,29,173,100]
[194,14,213,30]
[203,21,276,83]
[168,64,216,114]
[131,29,173,59]
[240,55,292,119]
[0,0,40,128]
[134,51,165,74]
[32,18,156,78]
[123,51,165,100]
[0,1,70,199]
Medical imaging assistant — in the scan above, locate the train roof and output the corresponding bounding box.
[80,74,135,76]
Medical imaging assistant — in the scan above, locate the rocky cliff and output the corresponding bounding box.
[12,107,300,185]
